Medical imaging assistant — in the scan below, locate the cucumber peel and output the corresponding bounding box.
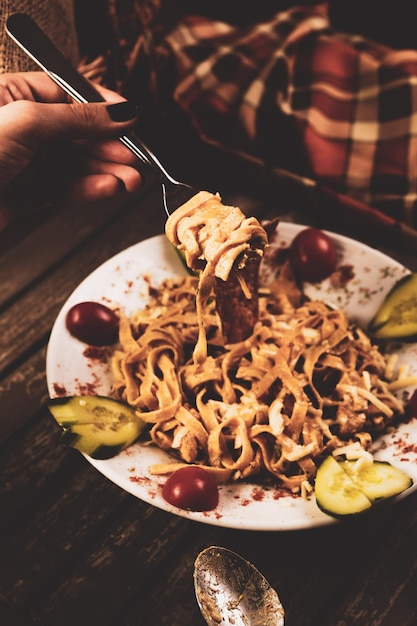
[48,395,146,459]
[368,273,417,341]
[315,456,412,517]
[175,248,199,276]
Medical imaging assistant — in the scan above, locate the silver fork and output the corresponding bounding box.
[6,12,198,216]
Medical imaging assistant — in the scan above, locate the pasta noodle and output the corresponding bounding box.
[111,197,411,493]
[111,274,408,491]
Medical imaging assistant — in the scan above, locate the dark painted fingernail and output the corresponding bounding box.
[106,101,138,122]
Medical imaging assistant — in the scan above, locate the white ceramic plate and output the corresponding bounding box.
[46,223,417,531]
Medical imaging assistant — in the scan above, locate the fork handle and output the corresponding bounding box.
[6,12,159,171]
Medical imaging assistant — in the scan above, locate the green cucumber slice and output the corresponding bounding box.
[315,456,413,517]
[315,456,372,516]
[48,395,146,459]
[60,421,142,459]
[341,460,413,501]
[368,273,417,340]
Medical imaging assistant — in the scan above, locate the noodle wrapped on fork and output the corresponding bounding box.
[165,191,268,354]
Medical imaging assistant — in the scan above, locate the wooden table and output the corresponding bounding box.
[1,146,417,626]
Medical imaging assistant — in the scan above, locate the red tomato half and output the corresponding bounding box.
[162,466,219,511]
[66,301,119,346]
[289,227,338,282]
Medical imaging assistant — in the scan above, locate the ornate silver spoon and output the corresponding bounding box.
[194,546,285,625]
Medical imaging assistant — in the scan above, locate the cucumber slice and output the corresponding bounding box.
[341,460,413,501]
[368,273,417,340]
[48,396,146,459]
[315,456,413,517]
[315,456,372,516]
[60,421,142,459]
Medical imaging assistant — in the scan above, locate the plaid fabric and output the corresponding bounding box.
[158,3,417,237]
[75,0,161,92]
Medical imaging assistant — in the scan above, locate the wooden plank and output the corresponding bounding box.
[0,598,39,626]
[31,507,195,625]
[0,196,122,308]
[0,454,131,604]
[317,493,417,625]
[0,407,84,527]
[0,348,48,445]
[0,187,165,378]
[380,569,417,626]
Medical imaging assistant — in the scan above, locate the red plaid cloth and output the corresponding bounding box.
[158,3,417,242]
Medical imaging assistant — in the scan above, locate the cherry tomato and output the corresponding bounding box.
[65,301,119,346]
[289,227,337,282]
[162,466,219,511]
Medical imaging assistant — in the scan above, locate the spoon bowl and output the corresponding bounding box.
[194,546,284,625]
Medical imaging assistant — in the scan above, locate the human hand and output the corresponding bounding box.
[0,72,142,202]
